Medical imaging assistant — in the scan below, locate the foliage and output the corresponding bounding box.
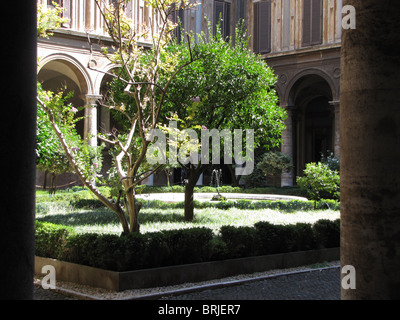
[36,83,74,175]
[312,219,341,248]
[35,218,339,271]
[35,221,76,259]
[37,0,198,233]
[37,1,67,38]
[296,162,340,207]
[149,24,286,220]
[37,84,104,181]
[320,151,340,173]
[162,25,285,153]
[257,151,293,186]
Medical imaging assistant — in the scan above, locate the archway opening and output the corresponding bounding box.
[38,59,89,137]
[288,74,334,178]
[37,58,91,189]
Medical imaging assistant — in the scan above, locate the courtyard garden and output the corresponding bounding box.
[35,185,340,272]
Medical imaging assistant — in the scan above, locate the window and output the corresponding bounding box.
[253,0,271,54]
[302,0,323,46]
[214,1,231,39]
[47,0,71,28]
[234,0,245,27]
[170,4,185,43]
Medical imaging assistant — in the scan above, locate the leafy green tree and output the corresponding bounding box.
[37,1,67,38]
[257,151,293,187]
[296,162,340,208]
[36,83,74,192]
[159,26,287,220]
[38,0,197,233]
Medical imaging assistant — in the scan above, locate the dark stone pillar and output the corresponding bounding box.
[340,0,400,299]
[0,2,37,299]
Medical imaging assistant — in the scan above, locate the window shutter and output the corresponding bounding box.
[254,0,271,54]
[170,4,185,43]
[224,2,231,38]
[214,1,231,39]
[311,0,322,44]
[214,1,225,35]
[235,0,245,26]
[302,0,312,46]
[253,2,260,53]
[303,0,322,46]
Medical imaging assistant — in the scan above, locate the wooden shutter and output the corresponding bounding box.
[234,0,245,26]
[253,0,271,54]
[170,4,185,43]
[214,1,230,39]
[224,2,231,38]
[302,0,311,46]
[311,0,322,44]
[302,0,322,46]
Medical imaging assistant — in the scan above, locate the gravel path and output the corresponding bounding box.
[33,261,340,300]
[160,267,340,300]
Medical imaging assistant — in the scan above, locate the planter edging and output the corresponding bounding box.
[35,247,339,291]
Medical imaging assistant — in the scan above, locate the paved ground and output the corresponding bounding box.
[33,267,340,300]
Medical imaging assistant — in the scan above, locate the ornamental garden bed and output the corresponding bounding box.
[34,217,340,291]
[35,247,339,291]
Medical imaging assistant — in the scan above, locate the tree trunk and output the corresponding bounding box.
[227,164,239,187]
[340,0,400,299]
[126,189,141,233]
[184,165,207,221]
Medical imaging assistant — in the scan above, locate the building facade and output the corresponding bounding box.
[37,0,343,187]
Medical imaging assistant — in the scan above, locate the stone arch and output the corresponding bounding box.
[37,54,96,188]
[38,53,94,95]
[285,71,337,179]
[285,68,338,106]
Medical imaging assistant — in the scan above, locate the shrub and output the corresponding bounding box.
[208,237,229,261]
[312,219,340,248]
[70,199,105,209]
[35,219,340,271]
[164,228,214,265]
[220,226,257,258]
[35,221,75,258]
[291,223,317,251]
[257,151,293,187]
[60,233,99,266]
[296,162,340,207]
[253,221,286,255]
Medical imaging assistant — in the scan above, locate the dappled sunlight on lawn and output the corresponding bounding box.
[36,202,340,235]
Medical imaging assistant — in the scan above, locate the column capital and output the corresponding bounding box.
[83,94,103,106]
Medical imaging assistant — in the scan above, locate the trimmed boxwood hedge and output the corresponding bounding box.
[35,218,340,272]
[60,198,340,211]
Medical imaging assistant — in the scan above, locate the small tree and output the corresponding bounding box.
[36,84,75,192]
[257,151,293,187]
[159,26,286,220]
[38,0,197,233]
[296,162,340,208]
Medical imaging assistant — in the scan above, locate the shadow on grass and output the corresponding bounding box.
[36,209,208,227]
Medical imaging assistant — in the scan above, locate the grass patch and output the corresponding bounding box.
[36,202,340,235]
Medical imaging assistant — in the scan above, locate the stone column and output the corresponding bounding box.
[0,1,36,299]
[329,100,340,158]
[84,95,102,147]
[281,105,296,186]
[86,0,94,31]
[340,0,400,299]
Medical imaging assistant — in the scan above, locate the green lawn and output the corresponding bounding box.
[36,200,340,235]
